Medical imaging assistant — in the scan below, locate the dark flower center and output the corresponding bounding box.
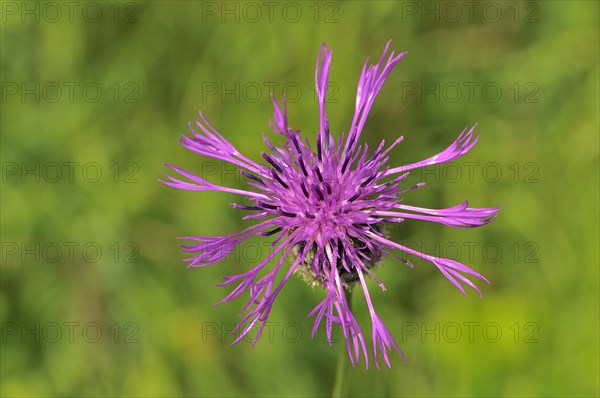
[292,223,384,289]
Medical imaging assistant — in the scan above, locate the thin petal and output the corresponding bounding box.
[160,163,270,199]
[384,124,479,176]
[344,41,407,157]
[376,201,503,228]
[366,231,489,296]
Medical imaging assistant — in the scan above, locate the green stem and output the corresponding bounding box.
[332,287,353,398]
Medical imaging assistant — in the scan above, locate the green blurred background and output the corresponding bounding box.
[1,1,598,396]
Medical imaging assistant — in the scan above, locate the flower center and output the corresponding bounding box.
[292,222,384,289]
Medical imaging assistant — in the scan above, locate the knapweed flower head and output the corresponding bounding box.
[161,41,502,368]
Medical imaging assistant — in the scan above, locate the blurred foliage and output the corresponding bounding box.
[1,1,599,397]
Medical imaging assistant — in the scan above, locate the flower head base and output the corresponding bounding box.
[293,223,386,290]
[161,41,502,368]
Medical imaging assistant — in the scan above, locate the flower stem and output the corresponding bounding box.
[332,287,353,398]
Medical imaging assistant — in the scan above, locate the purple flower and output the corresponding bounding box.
[161,41,502,368]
